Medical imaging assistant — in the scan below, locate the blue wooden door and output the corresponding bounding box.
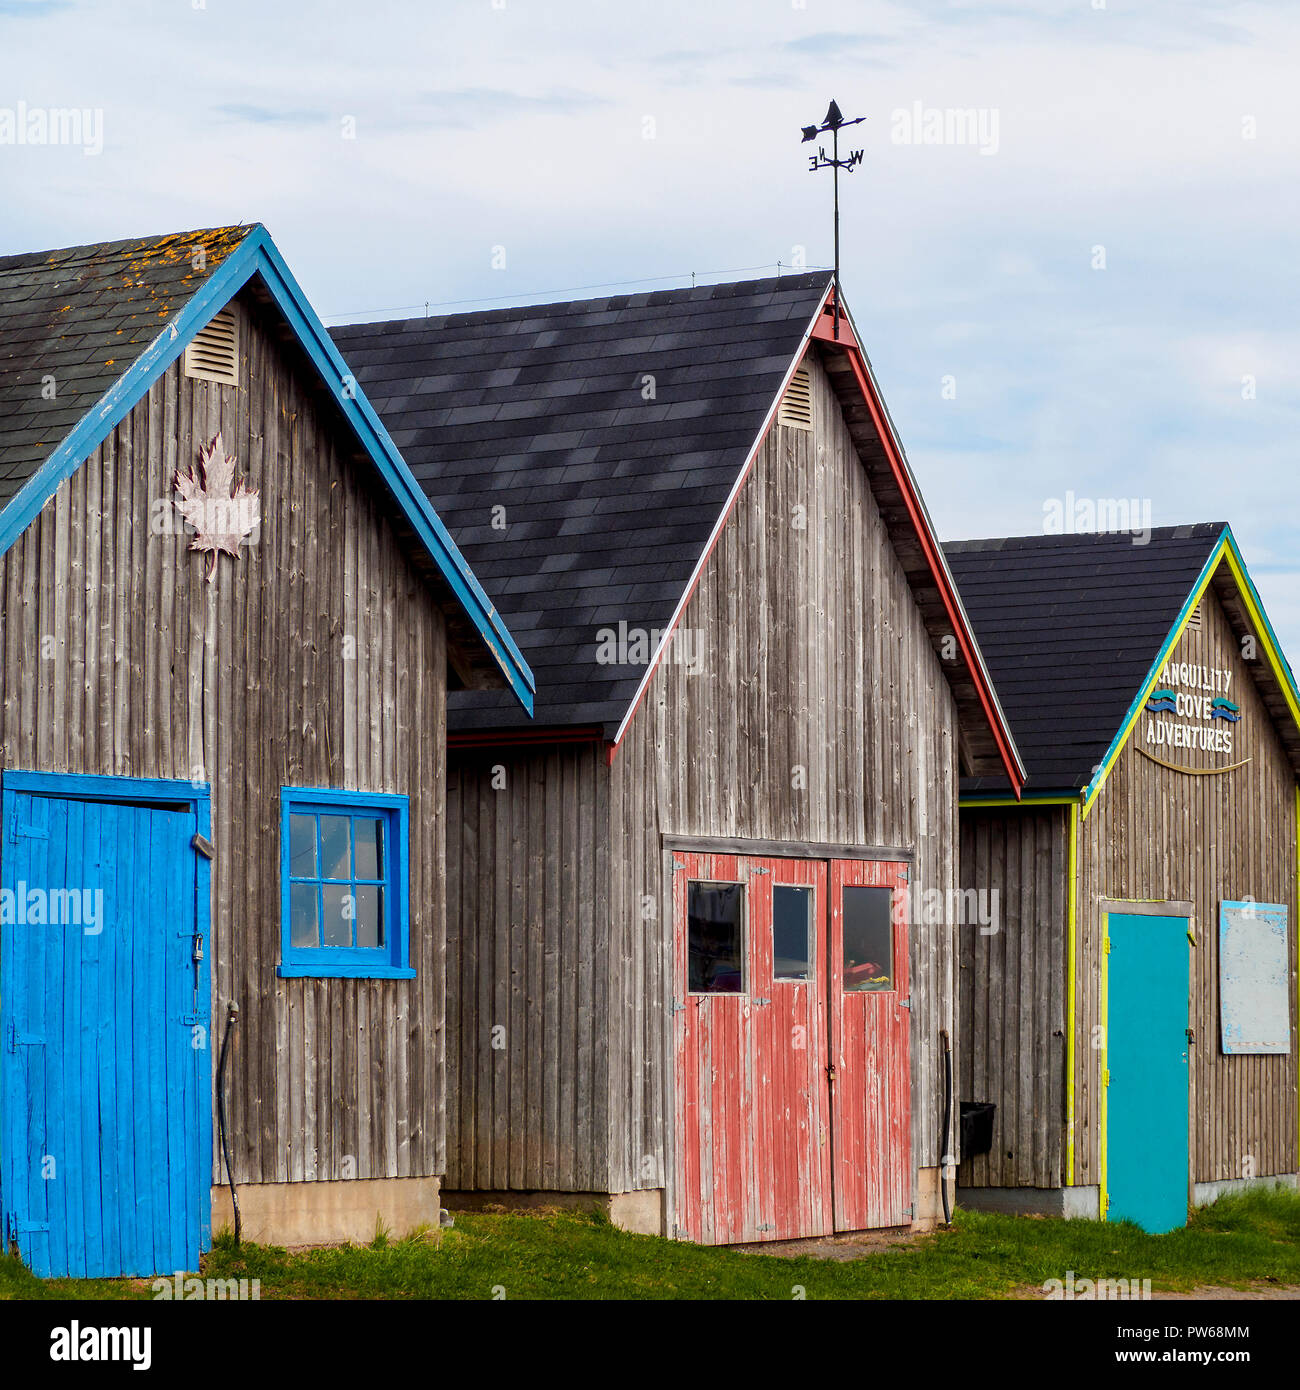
[1,781,209,1277]
[1106,911,1190,1233]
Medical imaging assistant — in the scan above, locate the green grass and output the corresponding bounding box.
[3,1187,1298,1301]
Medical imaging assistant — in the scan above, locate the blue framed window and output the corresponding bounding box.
[278,787,414,979]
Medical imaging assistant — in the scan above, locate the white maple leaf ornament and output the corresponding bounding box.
[173,434,261,583]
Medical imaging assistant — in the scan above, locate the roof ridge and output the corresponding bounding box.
[332,269,834,335]
[0,224,254,273]
[944,522,1228,551]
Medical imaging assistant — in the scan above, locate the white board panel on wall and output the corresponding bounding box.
[1219,901,1291,1054]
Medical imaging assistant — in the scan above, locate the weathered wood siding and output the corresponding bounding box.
[1074,583,1299,1186]
[444,744,609,1191]
[0,288,449,1186]
[609,346,962,1196]
[957,806,1069,1188]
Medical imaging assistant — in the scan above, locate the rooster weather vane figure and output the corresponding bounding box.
[801,99,865,340]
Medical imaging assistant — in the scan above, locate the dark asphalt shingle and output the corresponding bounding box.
[943,524,1226,792]
[331,272,832,731]
[0,226,253,508]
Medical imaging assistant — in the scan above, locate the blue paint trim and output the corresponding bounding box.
[1082,525,1300,811]
[1,770,211,804]
[1080,529,1228,809]
[195,793,213,1256]
[277,786,413,980]
[1221,527,1300,717]
[277,965,418,980]
[0,771,212,1272]
[0,243,259,561]
[0,226,534,714]
[249,237,534,712]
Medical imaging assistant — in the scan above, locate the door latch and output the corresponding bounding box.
[192,932,205,991]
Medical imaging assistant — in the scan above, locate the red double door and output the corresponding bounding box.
[671,852,911,1244]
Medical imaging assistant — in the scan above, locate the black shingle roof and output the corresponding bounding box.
[943,524,1226,792]
[331,272,832,731]
[0,226,252,508]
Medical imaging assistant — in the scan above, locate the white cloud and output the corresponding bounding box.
[1,0,1296,651]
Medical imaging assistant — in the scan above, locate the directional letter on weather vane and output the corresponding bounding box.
[800,99,865,339]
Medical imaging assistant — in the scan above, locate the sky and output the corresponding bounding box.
[2,0,1297,657]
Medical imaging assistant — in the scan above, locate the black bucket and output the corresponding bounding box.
[960,1101,996,1159]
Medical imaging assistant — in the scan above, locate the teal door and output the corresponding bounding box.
[0,774,211,1277]
[1106,911,1190,1233]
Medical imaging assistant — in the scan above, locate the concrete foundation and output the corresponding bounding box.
[912,1166,944,1230]
[956,1184,1101,1219]
[210,1177,442,1247]
[441,1188,666,1236]
[1193,1172,1298,1207]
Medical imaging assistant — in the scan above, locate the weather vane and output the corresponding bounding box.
[801,99,865,340]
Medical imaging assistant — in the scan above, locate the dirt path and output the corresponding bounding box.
[732,1227,919,1260]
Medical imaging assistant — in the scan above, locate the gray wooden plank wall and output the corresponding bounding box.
[957,805,1068,1188]
[0,288,449,1187]
[609,346,962,1195]
[1075,583,1298,1186]
[444,743,610,1191]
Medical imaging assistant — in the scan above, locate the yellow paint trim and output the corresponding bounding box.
[1296,783,1299,1171]
[1222,544,1300,731]
[960,796,1080,809]
[1082,538,1226,820]
[1065,800,1079,1187]
[1099,913,1110,1221]
[1083,532,1300,822]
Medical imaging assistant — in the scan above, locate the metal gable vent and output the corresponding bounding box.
[777,362,813,430]
[1188,601,1203,632]
[183,307,239,387]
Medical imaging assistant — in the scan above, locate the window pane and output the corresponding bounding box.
[688,882,744,994]
[842,885,893,991]
[355,817,383,879]
[322,884,354,947]
[355,885,383,949]
[773,885,812,981]
[319,815,351,879]
[289,814,317,877]
[290,883,320,949]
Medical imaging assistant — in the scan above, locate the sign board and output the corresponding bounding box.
[1219,901,1291,1054]
[1143,661,1241,760]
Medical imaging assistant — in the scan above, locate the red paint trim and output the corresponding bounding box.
[606,289,833,763]
[811,299,859,350]
[447,726,604,751]
[817,294,1024,796]
[608,284,1024,796]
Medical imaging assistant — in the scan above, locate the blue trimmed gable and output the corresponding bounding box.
[0,224,534,715]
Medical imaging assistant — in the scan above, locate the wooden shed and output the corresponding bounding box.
[946,525,1299,1231]
[332,277,1026,1243]
[0,225,533,1276]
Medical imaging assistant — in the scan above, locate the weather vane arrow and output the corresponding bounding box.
[800,99,865,340]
